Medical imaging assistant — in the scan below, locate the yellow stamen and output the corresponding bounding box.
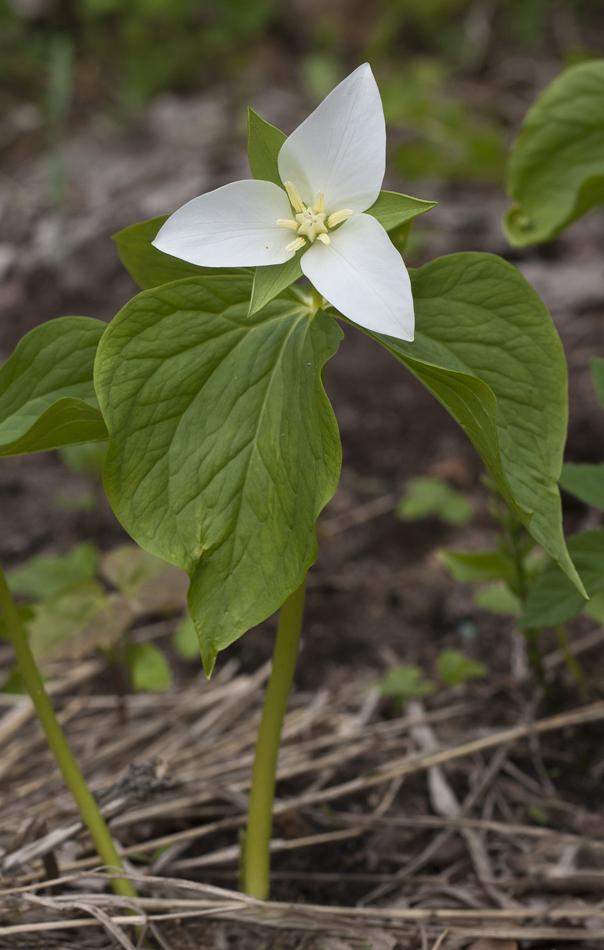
[285,236,306,253]
[317,233,331,245]
[327,209,353,228]
[277,218,299,230]
[314,190,325,213]
[283,181,305,214]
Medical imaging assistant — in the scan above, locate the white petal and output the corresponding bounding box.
[278,64,385,215]
[152,179,295,268]
[301,213,414,341]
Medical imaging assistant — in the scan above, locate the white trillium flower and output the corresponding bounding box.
[153,64,414,341]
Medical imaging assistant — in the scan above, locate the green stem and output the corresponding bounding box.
[0,562,136,899]
[243,578,306,899]
[554,624,584,685]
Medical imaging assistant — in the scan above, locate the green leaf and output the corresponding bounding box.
[124,642,172,692]
[582,587,604,624]
[474,582,522,615]
[100,543,189,615]
[521,528,604,628]
[95,275,342,674]
[503,60,604,247]
[59,441,107,475]
[439,549,514,582]
[365,190,437,232]
[397,477,473,525]
[8,542,100,600]
[437,648,487,686]
[112,216,245,291]
[356,252,582,596]
[28,580,110,661]
[173,612,200,660]
[375,665,435,701]
[0,317,107,457]
[590,357,604,413]
[247,108,287,186]
[248,253,303,317]
[559,462,604,511]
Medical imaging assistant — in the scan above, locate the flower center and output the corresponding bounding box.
[277,182,353,254]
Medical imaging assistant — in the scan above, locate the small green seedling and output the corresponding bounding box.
[397,477,473,526]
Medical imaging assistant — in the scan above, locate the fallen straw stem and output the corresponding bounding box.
[243,577,306,899]
[0,561,136,899]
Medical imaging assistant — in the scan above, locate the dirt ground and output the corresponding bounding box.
[2,62,604,950]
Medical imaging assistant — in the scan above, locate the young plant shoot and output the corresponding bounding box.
[0,63,586,904]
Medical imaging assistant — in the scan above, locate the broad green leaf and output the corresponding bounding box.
[247,108,287,186]
[437,648,487,687]
[365,190,437,232]
[503,60,604,247]
[8,542,100,600]
[559,462,604,511]
[354,252,582,595]
[173,612,200,660]
[590,357,604,413]
[521,528,604,628]
[124,642,172,692]
[95,275,342,673]
[112,216,245,291]
[248,253,303,317]
[397,477,473,525]
[0,317,107,456]
[375,665,435,702]
[439,549,514,582]
[582,587,604,624]
[474,582,521,615]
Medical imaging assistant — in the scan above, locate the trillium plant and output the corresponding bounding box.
[0,63,590,901]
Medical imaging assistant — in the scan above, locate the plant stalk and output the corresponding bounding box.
[242,577,306,899]
[0,562,136,898]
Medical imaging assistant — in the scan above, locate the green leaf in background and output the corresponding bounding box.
[248,253,303,317]
[124,642,172,692]
[365,190,437,232]
[503,60,604,247]
[28,580,109,661]
[439,549,514,582]
[474,582,522,616]
[8,542,100,600]
[356,252,582,596]
[112,216,247,291]
[582,587,604,624]
[397,477,473,525]
[437,648,487,687]
[59,441,107,476]
[173,612,199,660]
[521,528,604,628]
[376,665,435,702]
[100,543,189,615]
[0,317,107,457]
[95,275,342,674]
[559,462,604,511]
[590,357,604,413]
[0,605,35,641]
[247,108,287,186]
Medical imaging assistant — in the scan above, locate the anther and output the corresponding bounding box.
[277,218,299,230]
[317,233,331,245]
[327,209,353,228]
[285,236,306,253]
[283,181,306,214]
[314,190,325,213]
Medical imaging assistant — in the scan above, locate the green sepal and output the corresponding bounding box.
[95,275,342,675]
[365,190,437,232]
[503,60,604,247]
[0,317,107,457]
[112,216,247,290]
[248,253,303,316]
[247,108,287,186]
[343,252,583,595]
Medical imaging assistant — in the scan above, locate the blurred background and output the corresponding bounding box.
[2,0,604,687]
